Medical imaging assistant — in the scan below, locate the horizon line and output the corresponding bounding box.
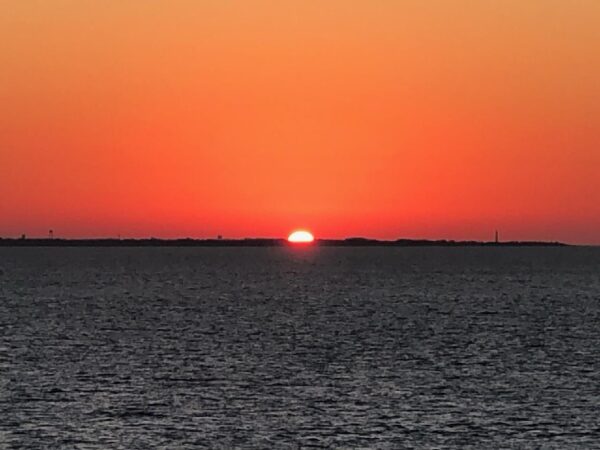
[0,236,579,247]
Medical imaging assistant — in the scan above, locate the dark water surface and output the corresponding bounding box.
[1,247,599,449]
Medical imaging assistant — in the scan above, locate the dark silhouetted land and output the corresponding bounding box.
[0,237,568,247]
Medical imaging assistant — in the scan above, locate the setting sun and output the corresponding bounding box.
[288,230,315,243]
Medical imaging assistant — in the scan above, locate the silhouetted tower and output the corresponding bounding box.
[495,230,499,244]
[49,229,54,240]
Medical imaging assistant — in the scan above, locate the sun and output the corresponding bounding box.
[288,230,315,243]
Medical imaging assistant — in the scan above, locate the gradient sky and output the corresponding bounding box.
[1,1,599,243]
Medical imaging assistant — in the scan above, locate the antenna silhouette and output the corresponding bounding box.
[495,230,499,244]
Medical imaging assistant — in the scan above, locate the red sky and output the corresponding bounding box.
[1,1,599,243]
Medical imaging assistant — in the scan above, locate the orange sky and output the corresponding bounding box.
[1,1,599,243]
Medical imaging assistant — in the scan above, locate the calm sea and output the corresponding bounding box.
[1,247,599,449]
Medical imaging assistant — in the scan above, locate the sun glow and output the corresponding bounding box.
[288,230,315,243]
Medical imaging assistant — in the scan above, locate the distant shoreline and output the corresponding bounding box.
[0,238,568,247]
